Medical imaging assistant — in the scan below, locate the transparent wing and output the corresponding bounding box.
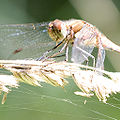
[71,24,95,64]
[0,22,56,60]
[72,38,94,63]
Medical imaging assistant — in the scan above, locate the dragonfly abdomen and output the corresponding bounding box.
[101,35,120,53]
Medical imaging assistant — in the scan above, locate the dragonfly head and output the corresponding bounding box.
[48,19,67,42]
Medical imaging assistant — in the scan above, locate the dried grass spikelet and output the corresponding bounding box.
[0,75,18,104]
[0,60,71,104]
[0,60,120,103]
[0,60,70,88]
[73,68,120,103]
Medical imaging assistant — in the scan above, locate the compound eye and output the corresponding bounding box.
[52,19,62,31]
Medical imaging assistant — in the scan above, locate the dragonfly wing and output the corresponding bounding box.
[71,37,94,63]
[0,22,56,60]
[71,23,96,64]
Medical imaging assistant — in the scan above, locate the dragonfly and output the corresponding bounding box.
[0,19,120,69]
[45,19,120,69]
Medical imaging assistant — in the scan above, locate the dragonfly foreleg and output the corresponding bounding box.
[36,40,65,61]
[45,41,69,61]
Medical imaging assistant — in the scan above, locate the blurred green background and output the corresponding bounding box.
[0,0,120,120]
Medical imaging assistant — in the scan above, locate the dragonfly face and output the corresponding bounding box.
[48,19,65,43]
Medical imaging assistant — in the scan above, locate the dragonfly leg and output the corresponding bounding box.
[44,41,69,61]
[65,46,69,61]
[76,46,95,67]
[36,40,65,61]
[96,38,105,69]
